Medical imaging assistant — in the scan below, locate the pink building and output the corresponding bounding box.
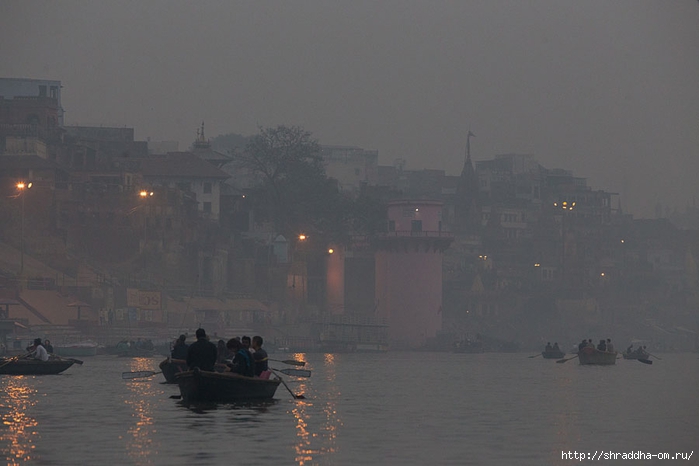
[374,200,453,349]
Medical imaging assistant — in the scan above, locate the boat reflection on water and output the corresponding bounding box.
[0,377,39,465]
[291,352,340,466]
[123,358,161,465]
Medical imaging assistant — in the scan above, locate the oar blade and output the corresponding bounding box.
[122,370,158,380]
[281,359,306,367]
[277,368,311,378]
[270,358,307,366]
[638,358,653,365]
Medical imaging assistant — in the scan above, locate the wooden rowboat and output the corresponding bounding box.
[542,350,565,359]
[175,368,281,402]
[0,357,75,375]
[578,346,617,365]
[622,350,649,360]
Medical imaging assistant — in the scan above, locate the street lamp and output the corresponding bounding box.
[16,181,32,277]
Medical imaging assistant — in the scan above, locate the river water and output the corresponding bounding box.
[0,351,696,465]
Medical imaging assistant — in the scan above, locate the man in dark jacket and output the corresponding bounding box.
[251,335,269,376]
[171,334,189,360]
[186,328,217,371]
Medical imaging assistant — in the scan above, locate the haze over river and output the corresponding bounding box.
[0,352,696,465]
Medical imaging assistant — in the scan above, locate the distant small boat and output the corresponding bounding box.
[453,340,485,353]
[0,357,75,375]
[175,368,281,403]
[54,341,98,357]
[622,349,650,360]
[578,346,617,365]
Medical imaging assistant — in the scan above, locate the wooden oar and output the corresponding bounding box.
[528,353,542,358]
[271,369,305,399]
[122,370,162,380]
[556,354,578,363]
[638,358,653,365]
[0,355,22,370]
[274,368,311,378]
[269,358,306,367]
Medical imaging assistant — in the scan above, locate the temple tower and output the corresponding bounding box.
[374,200,453,349]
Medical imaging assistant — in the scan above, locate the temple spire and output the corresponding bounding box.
[466,130,475,164]
[193,121,210,149]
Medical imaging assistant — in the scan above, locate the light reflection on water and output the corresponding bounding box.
[0,377,38,465]
[0,353,695,465]
[123,358,162,466]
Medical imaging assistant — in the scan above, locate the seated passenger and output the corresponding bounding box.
[225,338,253,377]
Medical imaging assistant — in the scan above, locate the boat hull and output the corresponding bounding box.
[622,352,649,360]
[176,369,281,402]
[159,358,189,383]
[0,358,75,375]
[542,351,565,359]
[578,347,617,365]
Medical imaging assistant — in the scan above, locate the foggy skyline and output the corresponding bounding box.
[2,0,698,218]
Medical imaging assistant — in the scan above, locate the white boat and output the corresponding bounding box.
[54,341,99,357]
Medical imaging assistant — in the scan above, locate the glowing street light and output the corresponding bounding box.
[16,181,32,277]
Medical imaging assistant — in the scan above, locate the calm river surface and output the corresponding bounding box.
[0,352,696,465]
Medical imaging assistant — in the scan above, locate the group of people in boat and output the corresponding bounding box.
[577,338,615,352]
[623,344,649,358]
[543,342,562,353]
[25,338,53,361]
[172,328,269,378]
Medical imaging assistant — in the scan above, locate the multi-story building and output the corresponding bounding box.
[0,78,64,125]
[320,145,378,194]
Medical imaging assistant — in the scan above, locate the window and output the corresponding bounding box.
[388,220,395,231]
[39,85,47,97]
[203,182,212,194]
[50,86,58,99]
[411,220,422,232]
[203,202,212,213]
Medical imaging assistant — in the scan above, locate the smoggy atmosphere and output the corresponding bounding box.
[2,1,698,216]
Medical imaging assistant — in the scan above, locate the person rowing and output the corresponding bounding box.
[251,335,269,376]
[27,338,49,362]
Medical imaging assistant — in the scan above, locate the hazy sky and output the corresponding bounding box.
[2,0,698,218]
